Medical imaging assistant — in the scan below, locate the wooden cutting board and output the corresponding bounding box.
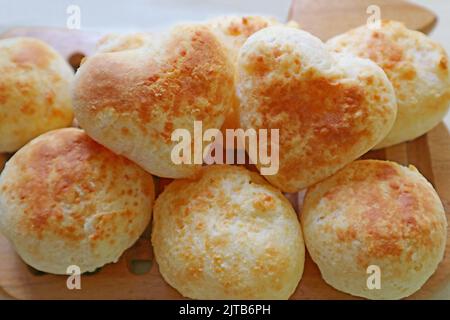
[289,0,437,41]
[0,0,448,300]
[0,154,6,172]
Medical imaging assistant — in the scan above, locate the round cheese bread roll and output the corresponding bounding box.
[152,165,305,299]
[0,128,154,274]
[73,25,234,179]
[237,26,397,192]
[302,160,447,299]
[327,21,450,149]
[0,37,74,152]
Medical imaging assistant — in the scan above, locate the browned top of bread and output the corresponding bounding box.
[77,27,229,129]
[73,25,234,178]
[301,160,447,299]
[237,27,397,191]
[327,20,450,148]
[303,160,447,270]
[152,165,304,299]
[0,128,153,242]
[0,37,74,152]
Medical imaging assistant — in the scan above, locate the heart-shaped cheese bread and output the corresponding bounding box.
[237,26,397,192]
[73,25,234,178]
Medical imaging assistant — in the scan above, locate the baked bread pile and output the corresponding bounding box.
[0,16,448,299]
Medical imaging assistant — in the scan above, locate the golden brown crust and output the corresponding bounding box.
[0,37,74,152]
[73,25,234,178]
[302,160,447,299]
[10,38,55,69]
[0,128,154,274]
[247,68,368,173]
[237,27,397,192]
[365,29,404,71]
[327,20,450,148]
[9,129,151,239]
[221,16,273,37]
[207,16,279,62]
[207,16,282,130]
[79,28,229,128]
[152,165,304,299]
[305,161,441,261]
